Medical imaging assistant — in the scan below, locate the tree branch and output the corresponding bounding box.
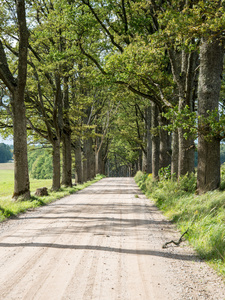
[0,40,17,93]
[81,0,124,53]
[78,41,107,75]
[26,118,48,140]
[17,0,29,91]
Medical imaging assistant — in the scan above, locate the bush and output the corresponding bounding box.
[134,171,150,192]
[178,173,197,193]
[134,170,145,183]
[158,165,171,180]
[220,163,225,190]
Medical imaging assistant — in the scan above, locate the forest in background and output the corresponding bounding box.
[0,143,13,163]
[0,0,225,199]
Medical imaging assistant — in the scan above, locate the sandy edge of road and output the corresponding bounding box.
[0,177,225,300]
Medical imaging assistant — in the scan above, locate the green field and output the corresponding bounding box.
[0,169,52,197]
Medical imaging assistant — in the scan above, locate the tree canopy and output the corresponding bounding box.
[0,0,225,197]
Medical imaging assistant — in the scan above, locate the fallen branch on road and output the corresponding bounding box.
[162,230,188,248]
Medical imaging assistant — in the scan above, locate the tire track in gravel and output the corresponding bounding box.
[0,191,105,299]
[60,184,124,300]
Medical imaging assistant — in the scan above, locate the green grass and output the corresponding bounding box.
[0,170,15,197]
[135,170,225,278]
[0,171,105,222]
[0,170,53,197]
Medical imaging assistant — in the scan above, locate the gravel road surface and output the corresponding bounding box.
[0,177,224,300]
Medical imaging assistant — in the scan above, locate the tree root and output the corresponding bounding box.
[162,229,188,248]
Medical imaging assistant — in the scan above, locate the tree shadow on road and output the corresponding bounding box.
[0,241,200,262]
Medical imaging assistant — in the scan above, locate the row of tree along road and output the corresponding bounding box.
[0,0,225,200]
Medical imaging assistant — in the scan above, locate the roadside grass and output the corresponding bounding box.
[134,167,225,278]
[0,172,105,222]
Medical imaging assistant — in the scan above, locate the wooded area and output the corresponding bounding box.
[0,0,224,200]
[0,143,12,163]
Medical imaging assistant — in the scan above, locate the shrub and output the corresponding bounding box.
[178,173,197,193]
[220,163,225,190]
[158,165,171,180]
[134,170,145,183]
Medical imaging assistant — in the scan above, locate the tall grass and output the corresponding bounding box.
[0,172,105,222]
[135,167,225,277]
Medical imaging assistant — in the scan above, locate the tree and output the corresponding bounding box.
[69,0,174,178]
[105,91,147,177]
[197,37,224,193]
[0,0,30,200]
[165,0,225,192]
[25,0,76,190]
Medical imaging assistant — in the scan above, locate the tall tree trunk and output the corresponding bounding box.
[138,149,142,171]
[62,133,72,187]
[50,73,63,190]
[96,146,104,175]
[74,139,83,184]
[101,158,106,175]
[82,139,88,182]
[151,103,160,180]
[131,162,137,177]
[12,0,30,200]
[178,128,195,176]
[146,106,152,173]
[12,97,30,199]
[95,149,99,174]
[197,38,224,194]
[171,91,179,178]
[171,130,179,178]
[101,142,108,175]
[86,137,95,180]
[82,158,87,182]
[142,149,147,173]
[159,115,171,169]
[61,77,72,187]
[169,49,198,177]
[178,51,197,176]
[52,139,61,191]
[142,111,147,173]
[142,106,152,173]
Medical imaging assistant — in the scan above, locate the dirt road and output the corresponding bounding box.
[0,178,224,300]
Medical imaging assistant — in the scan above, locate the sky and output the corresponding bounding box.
[0,135,13,145]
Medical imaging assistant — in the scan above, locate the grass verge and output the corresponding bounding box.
[134,169,225,278]
[0,174,105,222]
